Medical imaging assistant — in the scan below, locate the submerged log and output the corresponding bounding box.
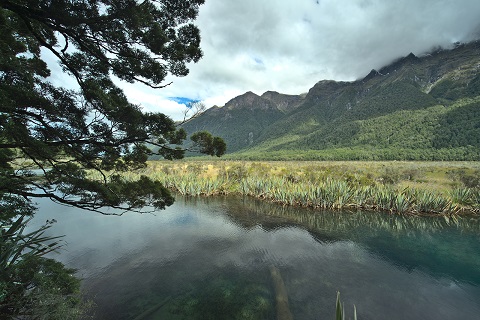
[270,265,294,320]
[133,297,171,320]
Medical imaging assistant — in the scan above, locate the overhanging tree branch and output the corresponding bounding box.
[0,0,224,219]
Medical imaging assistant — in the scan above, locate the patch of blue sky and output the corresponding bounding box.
[253,57,264,65]
[169,97,199,106]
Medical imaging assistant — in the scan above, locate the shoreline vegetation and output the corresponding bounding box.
[96,160,480,217]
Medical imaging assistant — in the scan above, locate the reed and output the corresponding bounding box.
[473,190,480,211]
[391,192,411,214]
[449,188,474,206]
[412,190,451,214]
[336,291,357,320]
[94,160,480,216]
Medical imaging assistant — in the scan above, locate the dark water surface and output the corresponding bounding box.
[30,195,480,320]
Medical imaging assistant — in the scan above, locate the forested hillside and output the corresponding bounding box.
[182,41,480,160]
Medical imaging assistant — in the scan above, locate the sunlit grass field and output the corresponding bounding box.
[104,160,480,216]
[146,160,479,192]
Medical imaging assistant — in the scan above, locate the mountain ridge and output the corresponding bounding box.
[181,40,480,160]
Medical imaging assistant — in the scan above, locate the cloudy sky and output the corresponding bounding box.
[48,0,480,120]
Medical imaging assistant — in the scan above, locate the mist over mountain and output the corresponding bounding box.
[182,41,480,160]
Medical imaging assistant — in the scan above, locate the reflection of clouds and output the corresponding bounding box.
[30,195,480,320]
[30,198,240,274]
[30,197,336,277]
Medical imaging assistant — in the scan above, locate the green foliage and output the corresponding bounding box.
[433,101,480,149]
[467,74,480,96]
[335,292,356,320]
[0,194,35,224]
[237,99,480,161]
[0,0,226,215]
[191,131,227,157]
[413,190,451,214]
[449,188,474,207]
[0,216,90,319]
[159,173,226,196]
[430,79,465,101]
[335,292,343,320]
[352,81,438,119]
[4,256,90,320]
[231,146,480,161]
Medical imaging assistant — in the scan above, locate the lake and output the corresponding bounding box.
[29,195,480,319]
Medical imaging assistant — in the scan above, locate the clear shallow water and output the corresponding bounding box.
[29,195,480,320]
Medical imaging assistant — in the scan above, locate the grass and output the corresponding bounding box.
[93,160,480,216]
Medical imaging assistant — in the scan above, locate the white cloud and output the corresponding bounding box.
[116,82,187,118]
[44,0,480,120]
[159,0,480,112]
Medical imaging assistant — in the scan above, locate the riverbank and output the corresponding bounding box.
[107,160,480,216]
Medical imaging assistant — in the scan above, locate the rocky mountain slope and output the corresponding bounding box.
[181,41,480,160]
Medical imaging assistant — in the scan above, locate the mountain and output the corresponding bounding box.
[182,91,285,152]
[182,41,480,160]
[260,91,305,112]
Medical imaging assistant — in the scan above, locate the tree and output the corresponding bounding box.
[0,1,225,318]
[191,131,227,157]
[180,100,206,125]
[0,0,225,215]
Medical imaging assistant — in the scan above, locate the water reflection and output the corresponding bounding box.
[220,196,480,286]
[30,195,480,320]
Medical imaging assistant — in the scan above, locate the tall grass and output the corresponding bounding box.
[90,161,480,216]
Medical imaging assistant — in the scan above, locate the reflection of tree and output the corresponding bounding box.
[223,195,478,235]
[212,196,480,285]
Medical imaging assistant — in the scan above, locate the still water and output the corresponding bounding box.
[30,195,480,319]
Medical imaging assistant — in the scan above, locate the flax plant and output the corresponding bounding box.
[103,161,480,215]
[413,190,451,214]
[449,188,474,207]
